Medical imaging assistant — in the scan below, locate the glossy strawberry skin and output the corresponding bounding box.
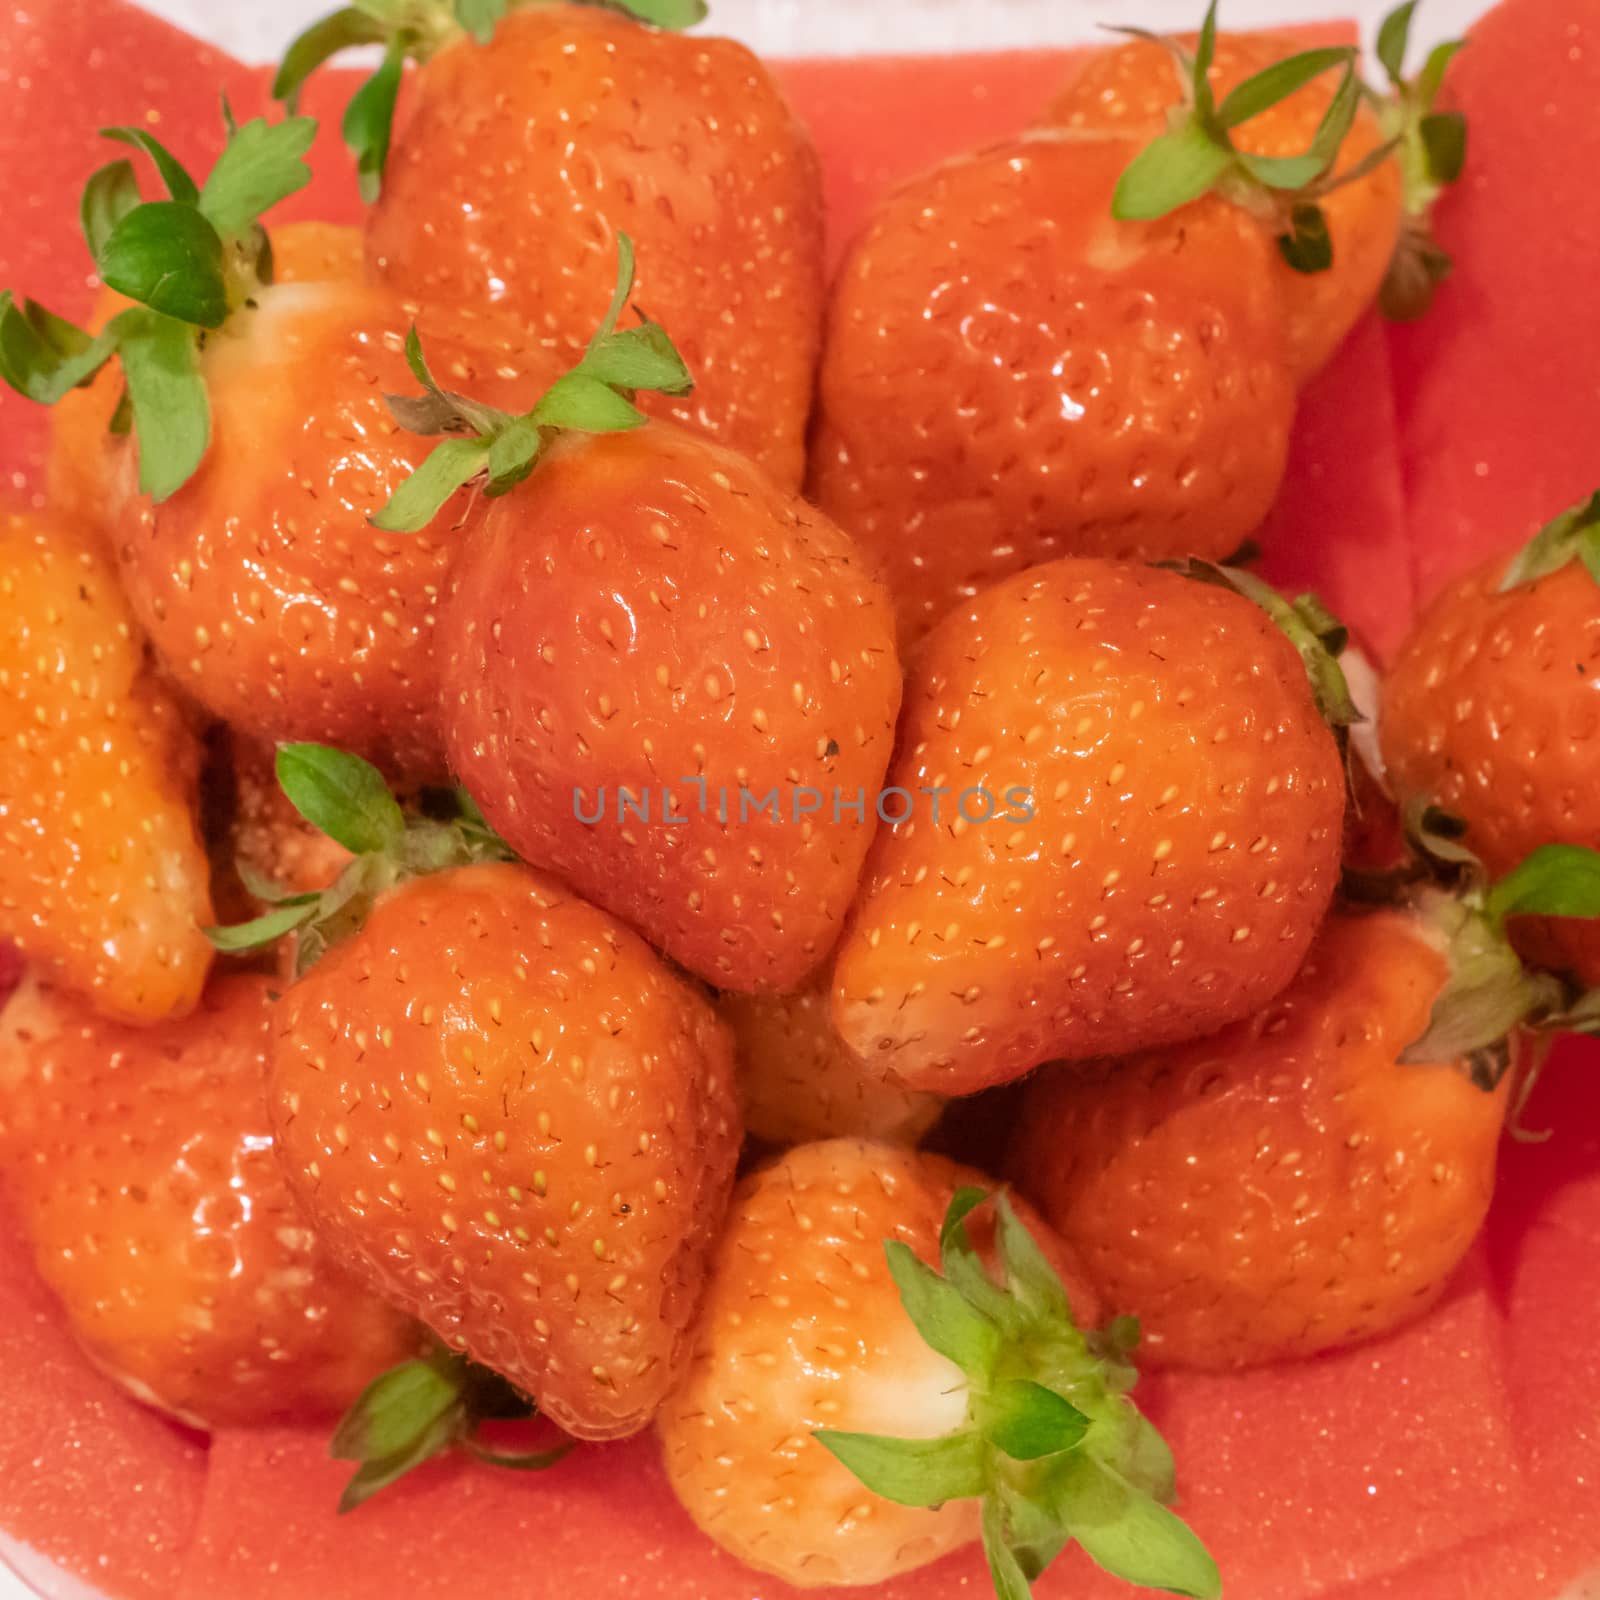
[1382,557,1600,982]
[0,509,214,1023]
[1044,31,1402,381]
[830,558,1346,1094]
[269,861,741,1441]
[440,425,902,993]
[0,974,417,1426]
[1010,909,1508,1369]
[366,4,824,490]
[717,982,943,1147]
[109,283,545,783]
[809,133,1294,645]
[48,223,366,538]
[657,1138,1099,1589]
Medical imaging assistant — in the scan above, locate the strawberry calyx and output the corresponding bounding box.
[371,232,692,532]
[332,1345,572,1513]
[814,1189,1219,1600]
[1108,0,1364,275]
[0,106,316,501]
[275,0,706,202]
[205,743,512,976]
[1162,558,1360,730]
[1497,489,1600,590]
[1369,0,1467,320]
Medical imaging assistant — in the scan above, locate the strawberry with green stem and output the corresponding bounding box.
[380,240,902,995]
[212,742,743,1447]
[1013,831,1600,1372]
[0,110,552,781]
[658,1139,1217,1598]
[1383,491,1600,986]
[275,0,824,488]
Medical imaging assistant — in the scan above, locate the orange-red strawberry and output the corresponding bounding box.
[46,221,365,533]
[0,973,417,1425]
[809,131,1294,644]
[282,2,824,488]
[440,422,901,992]
[830,558,1348,1094]
[1,118,546,784]
[1382,494,1600,982]
[0,508,213,1022]
[717,982,943,1147]
[1011,906,1513,1369]
[1045,28,1401,380]
[658,1139,1218,1597]
[269,856,741,1442]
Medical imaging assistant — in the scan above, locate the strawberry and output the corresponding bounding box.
[277,0,824,488]
[1382,493,1600,983]
[46,221,364,533]
[226,745,743,1443]
[0,508,214,1023]
[717,981,943,1148]
[1010,903,1527,1370]
[370,244,901,994]
[1042,16,1404,380]
[0,972,418,1426]
[808,129,1295,645]
[0,115,547,783]
[657,1139,1219,1598]
[830,557,1350,1095]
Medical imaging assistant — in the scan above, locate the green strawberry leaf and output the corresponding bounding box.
[235,858,323,907]
[1111,124,1233,221]
[100,126,201,205]
[993,1193,1071,1321]
[81,160,141,261]
[274,8,391,110]
[813,1430,988,1508]
[980,1380,1089,1462]
[938,1186,1014,1322]
[1239,150,1329,191]
[0,294,119,405]
[484,417,544,495]
[1059,1458,1223,1599]
[580,322,694,395]
[1215,45,1353,130]
[198,114,318,239]
[981,1495,1036,1600]
[1190,0,1219,122]
[1417,37,1466,106]
[460,1437,574,1470]
[529,370,646,433]
[370,435,492,532]
[1277,202,1334,273]
[344,38,408,204]
[1375,0,1417,85]
[99,202,228,329]
[332,1356,464,1464]
[603,0,708,28]
[114,308,211,501]
[1485,844,1600,928]
[454,0,508,44]
[884,1240,1002,1380]
[1420,109,1467,185]
[204,898,320,953]
[1304,63,1362,173]
[275,743,407,856]
[1500,491,1600,589]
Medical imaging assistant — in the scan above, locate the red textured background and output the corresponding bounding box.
[1,0,1598,1596]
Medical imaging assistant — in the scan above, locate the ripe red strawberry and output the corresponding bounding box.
[1042,22,1403,380]
[0,508,214,1022]
[658,1139,1218,1598]
[809,130,1294,644]
[281,1,824,488]
[0,973,417,1426]
[1382,494,1600,982]
[830,558,1348,1094]
[46,221,364,534]
[242,745,742,1442]
[717,981,943,1147]
[0,117,547,783]
[365,247,901,994]
[1010,905,1518,1369]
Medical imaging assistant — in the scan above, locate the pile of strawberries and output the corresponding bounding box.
[1,1,1596,1596]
